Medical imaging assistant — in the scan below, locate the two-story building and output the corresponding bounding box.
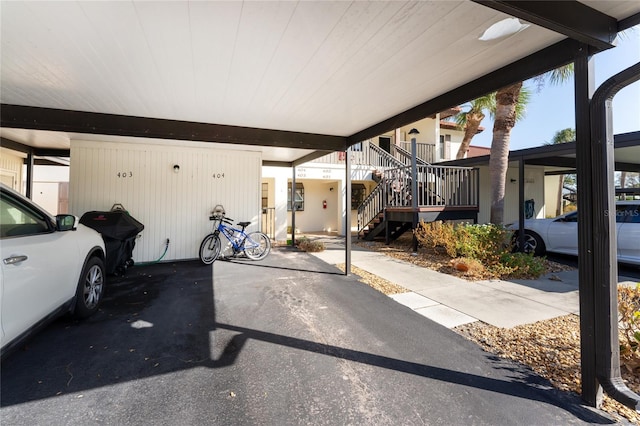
[261,108,488,244]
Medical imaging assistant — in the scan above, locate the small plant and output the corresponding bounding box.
[496,252,547,279]
[297,237,325,253]
[619,284,640,373]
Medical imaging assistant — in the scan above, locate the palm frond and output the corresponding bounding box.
[514,85,530,122]
[548,64,573,86]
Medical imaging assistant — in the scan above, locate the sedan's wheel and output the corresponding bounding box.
[74,257,105,318]
[515,231,546,257]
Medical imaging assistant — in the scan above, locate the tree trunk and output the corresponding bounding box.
[456,111,484,159]
[490,82,522,224]
[556,174,564,216]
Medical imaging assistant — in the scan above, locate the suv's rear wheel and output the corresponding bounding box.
[74,257,105,318]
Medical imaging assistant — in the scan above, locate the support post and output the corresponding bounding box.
[574,50,600,408]
[345,148,352,275]
[409,129,419,254]
[518,157,525,251]
[291,167,296,247]
[25,152,34,199]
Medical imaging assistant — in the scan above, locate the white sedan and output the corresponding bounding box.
[1,184,106,358]
[509,201,640,266]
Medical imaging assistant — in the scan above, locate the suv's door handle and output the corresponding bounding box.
[3,255,28,265]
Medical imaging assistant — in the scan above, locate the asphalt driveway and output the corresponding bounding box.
[1,248,614,425]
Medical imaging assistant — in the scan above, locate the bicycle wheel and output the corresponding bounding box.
[243,232,271,260]
[199,234,221,265]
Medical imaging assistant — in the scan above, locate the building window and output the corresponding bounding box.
[287,182,304,211]
[439,134,451,159]
[351,183,367,208]
[261,182,269,209]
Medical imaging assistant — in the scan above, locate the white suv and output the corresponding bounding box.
[0,184,106,358]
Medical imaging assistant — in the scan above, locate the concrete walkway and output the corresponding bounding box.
[308,235,638,329]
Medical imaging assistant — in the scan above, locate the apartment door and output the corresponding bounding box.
[379,136,392,154]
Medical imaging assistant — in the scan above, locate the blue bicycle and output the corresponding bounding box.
[199,205,271,264]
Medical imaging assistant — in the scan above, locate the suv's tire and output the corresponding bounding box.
[74,256,105,318]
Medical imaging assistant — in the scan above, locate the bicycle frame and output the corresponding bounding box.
[211,217,259,255]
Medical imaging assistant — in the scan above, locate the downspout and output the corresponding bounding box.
[590,60,640,412]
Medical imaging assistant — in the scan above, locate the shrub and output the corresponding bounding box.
[496,252,547,279]
[297,237,325,253]
[619,284,640,373]
[453,223,512,268]
[415,220,545,279]
[415,220,457,257]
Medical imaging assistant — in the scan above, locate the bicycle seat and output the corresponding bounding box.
[238,221,251,228]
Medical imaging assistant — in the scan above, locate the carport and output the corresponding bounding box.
[443,131,640,222]
[1,0,639,411]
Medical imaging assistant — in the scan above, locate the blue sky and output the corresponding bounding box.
[470,25,640,150]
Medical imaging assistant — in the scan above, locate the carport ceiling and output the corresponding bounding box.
[1,1,639,164]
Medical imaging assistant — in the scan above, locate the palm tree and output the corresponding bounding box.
[455,94,496,159]
[489,65,572,224]
[489,83,523,224]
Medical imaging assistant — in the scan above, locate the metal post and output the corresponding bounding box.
[25,152,34,198]
[409,129,419,254]
[518,157,525,251]
[574,50,600,408]
[345,148,352,276]
[291,167,296,247]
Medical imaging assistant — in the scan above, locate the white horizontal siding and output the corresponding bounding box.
[70,140,261,262]
[0,148,24,191]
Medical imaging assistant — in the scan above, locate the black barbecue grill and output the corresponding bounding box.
[80,205,144,275]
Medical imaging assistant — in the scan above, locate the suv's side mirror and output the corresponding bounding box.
[56,214,78,231]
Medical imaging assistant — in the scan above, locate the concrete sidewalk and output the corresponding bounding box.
[309,235,637,329]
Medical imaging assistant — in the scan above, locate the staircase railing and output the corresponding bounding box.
[385,165,479,208]
[357,179,386,232]
[367,143,406,170]
[358,164,478,233]
[391,144,430,167]
[398,141,436,164]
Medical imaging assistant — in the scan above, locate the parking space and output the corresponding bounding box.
[1,248,613,425]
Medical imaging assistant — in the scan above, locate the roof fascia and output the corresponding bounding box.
[0,104,348,153]
[34,158,69,166]
[292,150,333,167]
[614,162,640,173]
[526,157,576,167]
[473,0,617,51]
[1,137,33,154]
[262,161,292,168]
[347,38,588,145]
[442,131,640,167]
[618,12,640,32]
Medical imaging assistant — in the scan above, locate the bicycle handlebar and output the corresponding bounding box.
[209,215,234,223]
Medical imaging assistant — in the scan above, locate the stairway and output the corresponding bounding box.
[356,144,478,242]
